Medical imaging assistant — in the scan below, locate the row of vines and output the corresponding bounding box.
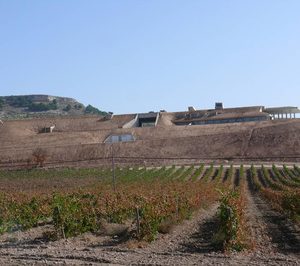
[0,164,299,249]
[0,165,227,242]
[250,164,300,223]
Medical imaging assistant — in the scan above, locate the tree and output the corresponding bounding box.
[28,102,58,112]
[74,104,83,110]
[32,148,47,167]
[0,98,4,110]
[84,104,107,115]
[63,104,72,112]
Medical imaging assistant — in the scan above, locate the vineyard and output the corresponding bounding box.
[0,164,299,265]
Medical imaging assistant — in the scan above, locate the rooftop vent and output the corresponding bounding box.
[39,125,55,133]
[215,102,223,110]
[188,106,196,112]
[104,112,113,120]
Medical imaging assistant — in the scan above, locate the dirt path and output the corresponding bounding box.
[145,203,220,254]
[245,169,300,256]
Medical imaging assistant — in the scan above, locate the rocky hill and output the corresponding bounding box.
[0,95,107,119]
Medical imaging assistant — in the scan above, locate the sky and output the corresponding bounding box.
[0,1,300,114]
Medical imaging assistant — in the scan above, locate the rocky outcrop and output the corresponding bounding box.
[0,95,106,119]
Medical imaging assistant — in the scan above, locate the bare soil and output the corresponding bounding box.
[1,117,300,169]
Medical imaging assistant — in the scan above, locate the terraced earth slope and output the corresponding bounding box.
[0,116,300,169]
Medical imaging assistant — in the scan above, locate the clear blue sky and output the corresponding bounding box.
[0,1,300,114]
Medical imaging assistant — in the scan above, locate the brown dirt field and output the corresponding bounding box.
[0,115,300,169]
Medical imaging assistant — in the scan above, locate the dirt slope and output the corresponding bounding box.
[0,117,300,168]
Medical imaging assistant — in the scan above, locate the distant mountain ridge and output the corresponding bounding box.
[0,94,107,119]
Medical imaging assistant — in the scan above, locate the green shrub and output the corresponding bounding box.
[202,164,214,182]
[215,190,247,251]
[85,104,107,115]
[6,96,32,107]
[28,102,57,112]
[138,204,164,242]
[250,165,262,191]
[0,98,4,110]
[214,165,224,182]
[272,165,300,188]
[13,197,49,230]
[63,104,72,112]
[52,193,98,238]
[0,195,50,233]
[281,191,300,221]
[191,164,204,181]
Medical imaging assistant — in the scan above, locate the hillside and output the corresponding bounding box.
[0,95,107,119]
[0,114,299,169]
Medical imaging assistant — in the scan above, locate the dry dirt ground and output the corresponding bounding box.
[0,178,299,266]
[1,117,300,169]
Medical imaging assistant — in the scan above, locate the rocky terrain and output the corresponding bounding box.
[0,95,107,119]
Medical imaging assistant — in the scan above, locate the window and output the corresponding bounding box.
[105,134,135,143]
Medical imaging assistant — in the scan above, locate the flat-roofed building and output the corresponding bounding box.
[173,103,270,125]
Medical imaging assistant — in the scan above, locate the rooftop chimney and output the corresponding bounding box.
[215,102,223,110]
[188,106,196,112]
